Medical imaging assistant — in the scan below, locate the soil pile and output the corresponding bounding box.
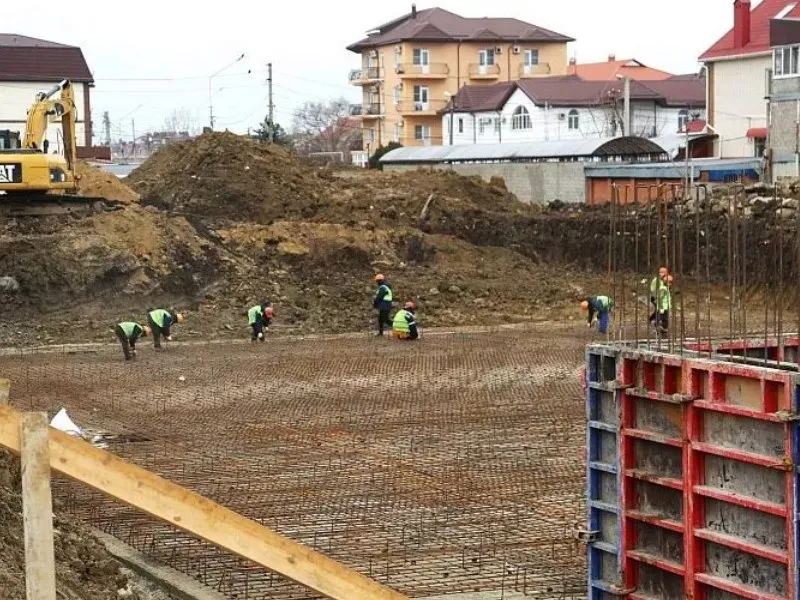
[76,161,140,204]
[0,450,129,599]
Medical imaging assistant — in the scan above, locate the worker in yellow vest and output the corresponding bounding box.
[373,274,393,336]
[392,301,419,341]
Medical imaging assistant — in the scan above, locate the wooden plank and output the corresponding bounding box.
[0,379,9,404]
[21,412,56,600]
[0,404,407,600]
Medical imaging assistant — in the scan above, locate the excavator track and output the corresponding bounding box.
[0,194,122,217]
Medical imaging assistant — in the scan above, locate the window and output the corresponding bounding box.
[478,119,486,135]
[366,128,376,143]
[458,118,464,134]
[414,125,431,139]
[393,123,401,143]
[678,109,689,132]
[479,49,496,71]
[775,44,800,77]
[393,47,401,68]
[393,85,401,106]
[512,106,532,130]
[525,49,539,66]
[568,109,579,130]
[413,85,429,110]
[412,48,430,66]
[754,137,766,158]
[494,118,501,134]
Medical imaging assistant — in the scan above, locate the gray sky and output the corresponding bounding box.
[3,0,738,140]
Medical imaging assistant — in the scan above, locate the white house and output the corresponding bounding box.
[699,0,800,158]
[0,34,94,151]
[442,76,705,146]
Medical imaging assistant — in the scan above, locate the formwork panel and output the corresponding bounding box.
[587,342,800,600]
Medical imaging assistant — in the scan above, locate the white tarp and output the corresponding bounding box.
[49,408,83,437]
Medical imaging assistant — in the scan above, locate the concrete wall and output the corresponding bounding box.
[444,88,705,145]
[355,38,570,150]
[384,161,586,204]
[0,81,90,148]
[707,56,770,158]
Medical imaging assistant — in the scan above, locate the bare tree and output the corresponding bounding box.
[163,107,198,135]
[291,98,361,155]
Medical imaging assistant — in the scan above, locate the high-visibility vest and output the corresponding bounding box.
[148,309,171,328]
[118,322,142,339]
[247,305,263,325]
[377,284,393,303]
[595,296,613,311]
[393,309,413,333]
[659,287,672,312]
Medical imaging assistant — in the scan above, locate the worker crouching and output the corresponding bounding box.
[392,301,419,341]
[115,321,150,360]
[581,296,614,334]
[248,301,274,342]
[146,308,184,349]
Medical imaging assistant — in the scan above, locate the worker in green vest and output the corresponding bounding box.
[655,275,673,335]
[581,296,614,334]
[392,300,419,341]
[114,321,150,360]
[146,308,184,349]
[649,267,669,327]
[373,274,394,336]
[247,300,274,342]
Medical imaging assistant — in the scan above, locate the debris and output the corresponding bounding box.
[0,276,20,292]
[50,408,83,437]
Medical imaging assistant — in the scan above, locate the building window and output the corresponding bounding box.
[458,118,464,134]
[478,119,485,135]
[525,49,539,66]
[512,106,532,130]
[494,118,501,133]
[754,137,766,158]
[479,49,496,66]
[393,85,401,106]
[394,123,401,143]
[775,44,800,77]
[678,109,689,132]
[366,128,376,143]
[413,85,430,110]
[568,109,579,130]
[413,48,430,66]
[414,125,431,141]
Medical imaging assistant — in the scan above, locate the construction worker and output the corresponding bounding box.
[655,275,673,335]
[649,267,669,327]
[115,321,150,360]
[581,296,614,334]
[146,308,184,349]
[392,301,419,341]
[248,300,274,342]
[373,274,393,336]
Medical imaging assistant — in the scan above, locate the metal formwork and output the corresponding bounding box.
[586,341,800,600]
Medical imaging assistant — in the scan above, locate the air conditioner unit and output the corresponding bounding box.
[395,46,402,55]
[512,46,521,55]
[495,46,503,54]
[395,65,405,74]
[370,50,379,58]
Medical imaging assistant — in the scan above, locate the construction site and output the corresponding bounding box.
[1,131,800,600]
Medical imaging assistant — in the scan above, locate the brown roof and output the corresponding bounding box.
[567,58,673,81]
[0,34,92,83]
[447,75,705,112]
[348,7,573,52]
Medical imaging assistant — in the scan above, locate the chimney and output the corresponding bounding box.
[733,0,751,48]
[608,54,616,62]
[411,3,417,18]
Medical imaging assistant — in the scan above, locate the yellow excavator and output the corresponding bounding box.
[0,79,102,215]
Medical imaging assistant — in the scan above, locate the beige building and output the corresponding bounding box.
[346,5,573,154]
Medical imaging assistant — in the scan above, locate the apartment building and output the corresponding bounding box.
[346,5,573,154]
[768,16,800,178]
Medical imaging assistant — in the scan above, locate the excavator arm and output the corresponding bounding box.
[22,79,77,172]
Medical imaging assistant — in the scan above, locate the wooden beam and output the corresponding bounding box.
[0,404,407,600]
[0,378,9,404]
[21,412,56,600]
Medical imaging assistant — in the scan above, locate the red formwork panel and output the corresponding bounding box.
[613,347,798,600]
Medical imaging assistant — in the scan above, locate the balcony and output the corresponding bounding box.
[395,62,449,79]
[349,67,384,86]
[519,62,552,78]
[353,103,385,119]
[468,63,501,80]
[396,99,448,116]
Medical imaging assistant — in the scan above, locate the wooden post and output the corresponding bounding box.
[21,412,56,600]
[0,378,9,404]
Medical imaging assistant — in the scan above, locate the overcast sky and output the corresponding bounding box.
[3,0,741,140]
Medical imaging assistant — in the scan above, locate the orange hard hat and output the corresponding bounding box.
[265,307,274,318]
[404,300,416,310]
[374,274,385,282]
[658,267,669,277]
[580,300,590,312]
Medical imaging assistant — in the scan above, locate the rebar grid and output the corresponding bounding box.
[1,327,588,599]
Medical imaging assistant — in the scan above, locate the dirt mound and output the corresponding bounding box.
[127,132,534,226]
[76,161,140,204]
[0,450,129,599]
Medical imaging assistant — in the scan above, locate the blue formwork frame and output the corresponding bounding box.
[586,345,623,600]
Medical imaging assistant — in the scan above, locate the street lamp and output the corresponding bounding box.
[208,53,245,130]
[444,90,455,145]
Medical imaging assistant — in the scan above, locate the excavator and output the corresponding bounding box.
[0,79,106,216]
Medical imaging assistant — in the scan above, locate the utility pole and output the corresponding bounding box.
[623,77,631,136]
[685,106,691,201]
[102,111,111,147]
[267,62,274,143]
[131,118,136,159]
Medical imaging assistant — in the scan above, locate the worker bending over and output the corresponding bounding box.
[581,296,614,334]
[373,274,393,336]
[392,301,419,341]
[146,308,184,349]
[115,321,150,361]
[248,300,274,342]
